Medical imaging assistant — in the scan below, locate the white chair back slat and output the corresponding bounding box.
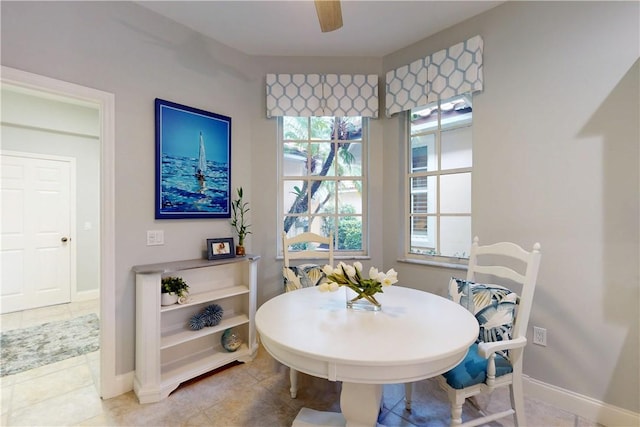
[467,265,525,284]
[473,240,532,261]
[282,231,334,267]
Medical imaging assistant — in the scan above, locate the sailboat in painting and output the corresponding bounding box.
[195,131,206,188]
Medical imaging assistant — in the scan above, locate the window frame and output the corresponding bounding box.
[277,116,369,258]
[404,96,473,263]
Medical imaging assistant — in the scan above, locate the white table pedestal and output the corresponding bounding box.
[292,382,382,427]
[341,383,382,427]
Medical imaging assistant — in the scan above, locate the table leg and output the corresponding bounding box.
[341,382,382,427]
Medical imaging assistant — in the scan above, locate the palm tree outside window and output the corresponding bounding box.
[279,116,368,256]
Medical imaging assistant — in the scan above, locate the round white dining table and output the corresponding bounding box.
[256,285,479,427]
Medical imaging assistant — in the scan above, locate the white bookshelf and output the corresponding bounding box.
[132,255,259,404]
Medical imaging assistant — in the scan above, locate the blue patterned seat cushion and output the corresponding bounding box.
[283,264,327,292]
[449,277,518,343]
[443,343,513,389]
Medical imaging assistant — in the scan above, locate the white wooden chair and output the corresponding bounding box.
[282,231,334,398]
[405,236,541,427]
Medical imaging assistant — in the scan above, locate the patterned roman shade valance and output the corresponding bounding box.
[266,74,378,118]
[385,35,483,118]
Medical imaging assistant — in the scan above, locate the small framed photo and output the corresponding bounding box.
[207,237,235,260]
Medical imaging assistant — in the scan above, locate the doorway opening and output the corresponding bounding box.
[1,66,117,398]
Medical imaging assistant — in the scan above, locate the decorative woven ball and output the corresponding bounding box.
[203,304,224,327]
[189,313,207,331]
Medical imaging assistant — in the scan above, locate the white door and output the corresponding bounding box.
[1,151,74,314]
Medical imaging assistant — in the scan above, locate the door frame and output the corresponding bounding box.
[1,66,118,398]
[1,150,77,313]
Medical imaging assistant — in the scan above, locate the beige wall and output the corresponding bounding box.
[1,0,638,415]
[382,1,639,413]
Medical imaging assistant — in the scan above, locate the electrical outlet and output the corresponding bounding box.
[147,230,164,246]
[533,326,547,346]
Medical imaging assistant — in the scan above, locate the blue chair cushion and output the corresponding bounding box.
[283,264,327,292]
[449,277,518,343]
[442,343,513,389]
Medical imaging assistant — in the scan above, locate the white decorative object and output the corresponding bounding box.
[132,255,260,404]
[161,292,178,306]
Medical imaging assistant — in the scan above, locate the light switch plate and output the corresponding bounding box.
[147,230,164,246]
[533,326,547,346]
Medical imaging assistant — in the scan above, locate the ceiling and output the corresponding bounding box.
[137,1,504,57]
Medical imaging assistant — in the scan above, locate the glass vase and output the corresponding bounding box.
[345,286,381,312]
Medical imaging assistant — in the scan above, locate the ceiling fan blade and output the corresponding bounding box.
[314,0,343,33]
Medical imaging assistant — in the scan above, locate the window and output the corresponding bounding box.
[407,95,472,259]
[279,116,367,255]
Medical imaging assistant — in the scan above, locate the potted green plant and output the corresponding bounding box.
[161,276,189,306]
[230,187,251,256]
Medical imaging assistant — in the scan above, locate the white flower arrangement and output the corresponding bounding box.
[318,261,398,307]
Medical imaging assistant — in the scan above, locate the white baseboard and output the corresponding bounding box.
[101,371,134,400]
[73,289,100,302]
[524,376,640,427]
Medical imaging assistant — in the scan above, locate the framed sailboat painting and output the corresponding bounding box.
[155,98,232,219]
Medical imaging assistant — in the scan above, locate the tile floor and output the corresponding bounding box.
[1,301,602,427]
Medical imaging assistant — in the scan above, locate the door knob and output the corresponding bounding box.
[61,237,69,242]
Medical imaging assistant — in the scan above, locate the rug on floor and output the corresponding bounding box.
[0,313,99,377]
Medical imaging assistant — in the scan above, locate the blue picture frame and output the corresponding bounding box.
[155,98,231,219]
